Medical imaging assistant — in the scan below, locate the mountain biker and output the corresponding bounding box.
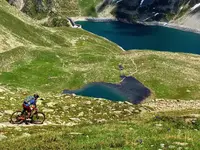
[21,94,39,121]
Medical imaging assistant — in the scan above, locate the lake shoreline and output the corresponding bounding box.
[71,17,200,35]
[136,21,200,35]
[63,76,151,104]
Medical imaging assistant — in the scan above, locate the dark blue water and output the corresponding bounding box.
[76,21,200,54]
[63,76,151,104]
[64,83,127,101]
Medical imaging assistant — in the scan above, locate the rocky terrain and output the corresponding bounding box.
[6,0,200,30]
[1,85,200,149]
[96,0,200,30]
[106,0,200,21]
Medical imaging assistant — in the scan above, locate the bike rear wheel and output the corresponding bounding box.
[10,111,24,124]
[32,112,45,124]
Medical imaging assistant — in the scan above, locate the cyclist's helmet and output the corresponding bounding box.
[33,94,39,99]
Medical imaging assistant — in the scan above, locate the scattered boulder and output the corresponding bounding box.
[96,119,107,123]
[0,134,7,141]
[155,124,163,127]
[22,133,31,137]
[72,93,76,97]
[65,122,77,126]
[173,142,188,146]
[4,110,13,115]
[78,112,84,117]
[113,111,122,114]
[64,95,71,98]
[84,101,92,105]
[139,107,148,113]
[70,104,77,107]
[43,108,54,113]
[0,97,6,100]
[124,109,132,113]
[68,132,83,135]
[47,102,57,107]
[0,124,6,129]
[168,145,176,149]
[69,118,81,122]
[0,88,5,93]
[134,110,140,113]
[124,101,133,105]
[63,106,69,110]
[160,143,165,148]
[9,97,15,101]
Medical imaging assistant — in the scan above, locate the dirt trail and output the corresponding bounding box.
[0,121,52,127]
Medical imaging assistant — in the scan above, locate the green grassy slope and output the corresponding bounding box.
[0,1,200,99]
[123,51,200,99]
[1,120,200,150]
[1,95,200,150]
[0,88,200,149]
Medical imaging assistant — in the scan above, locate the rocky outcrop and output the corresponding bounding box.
[111,0,200,22]
[7,0,54,19]
[172,3,200,30]
[8,0,25,10]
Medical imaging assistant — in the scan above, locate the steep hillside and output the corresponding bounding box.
[6,0,200,30]
[7,0,103,19]
[172,4,200,29]
[108,0,200,21]
[0,0,200,99]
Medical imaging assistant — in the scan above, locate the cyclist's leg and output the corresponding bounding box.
[21,104,26,115]
[24,105,31,119]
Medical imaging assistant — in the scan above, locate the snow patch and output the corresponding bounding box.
[190,3,200,11]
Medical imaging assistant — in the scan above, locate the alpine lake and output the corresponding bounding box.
[64,21,200,103]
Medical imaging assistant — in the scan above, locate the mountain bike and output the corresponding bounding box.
[10,109,45,124]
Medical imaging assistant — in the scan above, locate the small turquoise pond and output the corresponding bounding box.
[63,76,151,104]
[64,83,127,101]
[76,21,200,54]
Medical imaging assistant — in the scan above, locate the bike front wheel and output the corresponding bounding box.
[10,111,24,124]
[32,112,45,124]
